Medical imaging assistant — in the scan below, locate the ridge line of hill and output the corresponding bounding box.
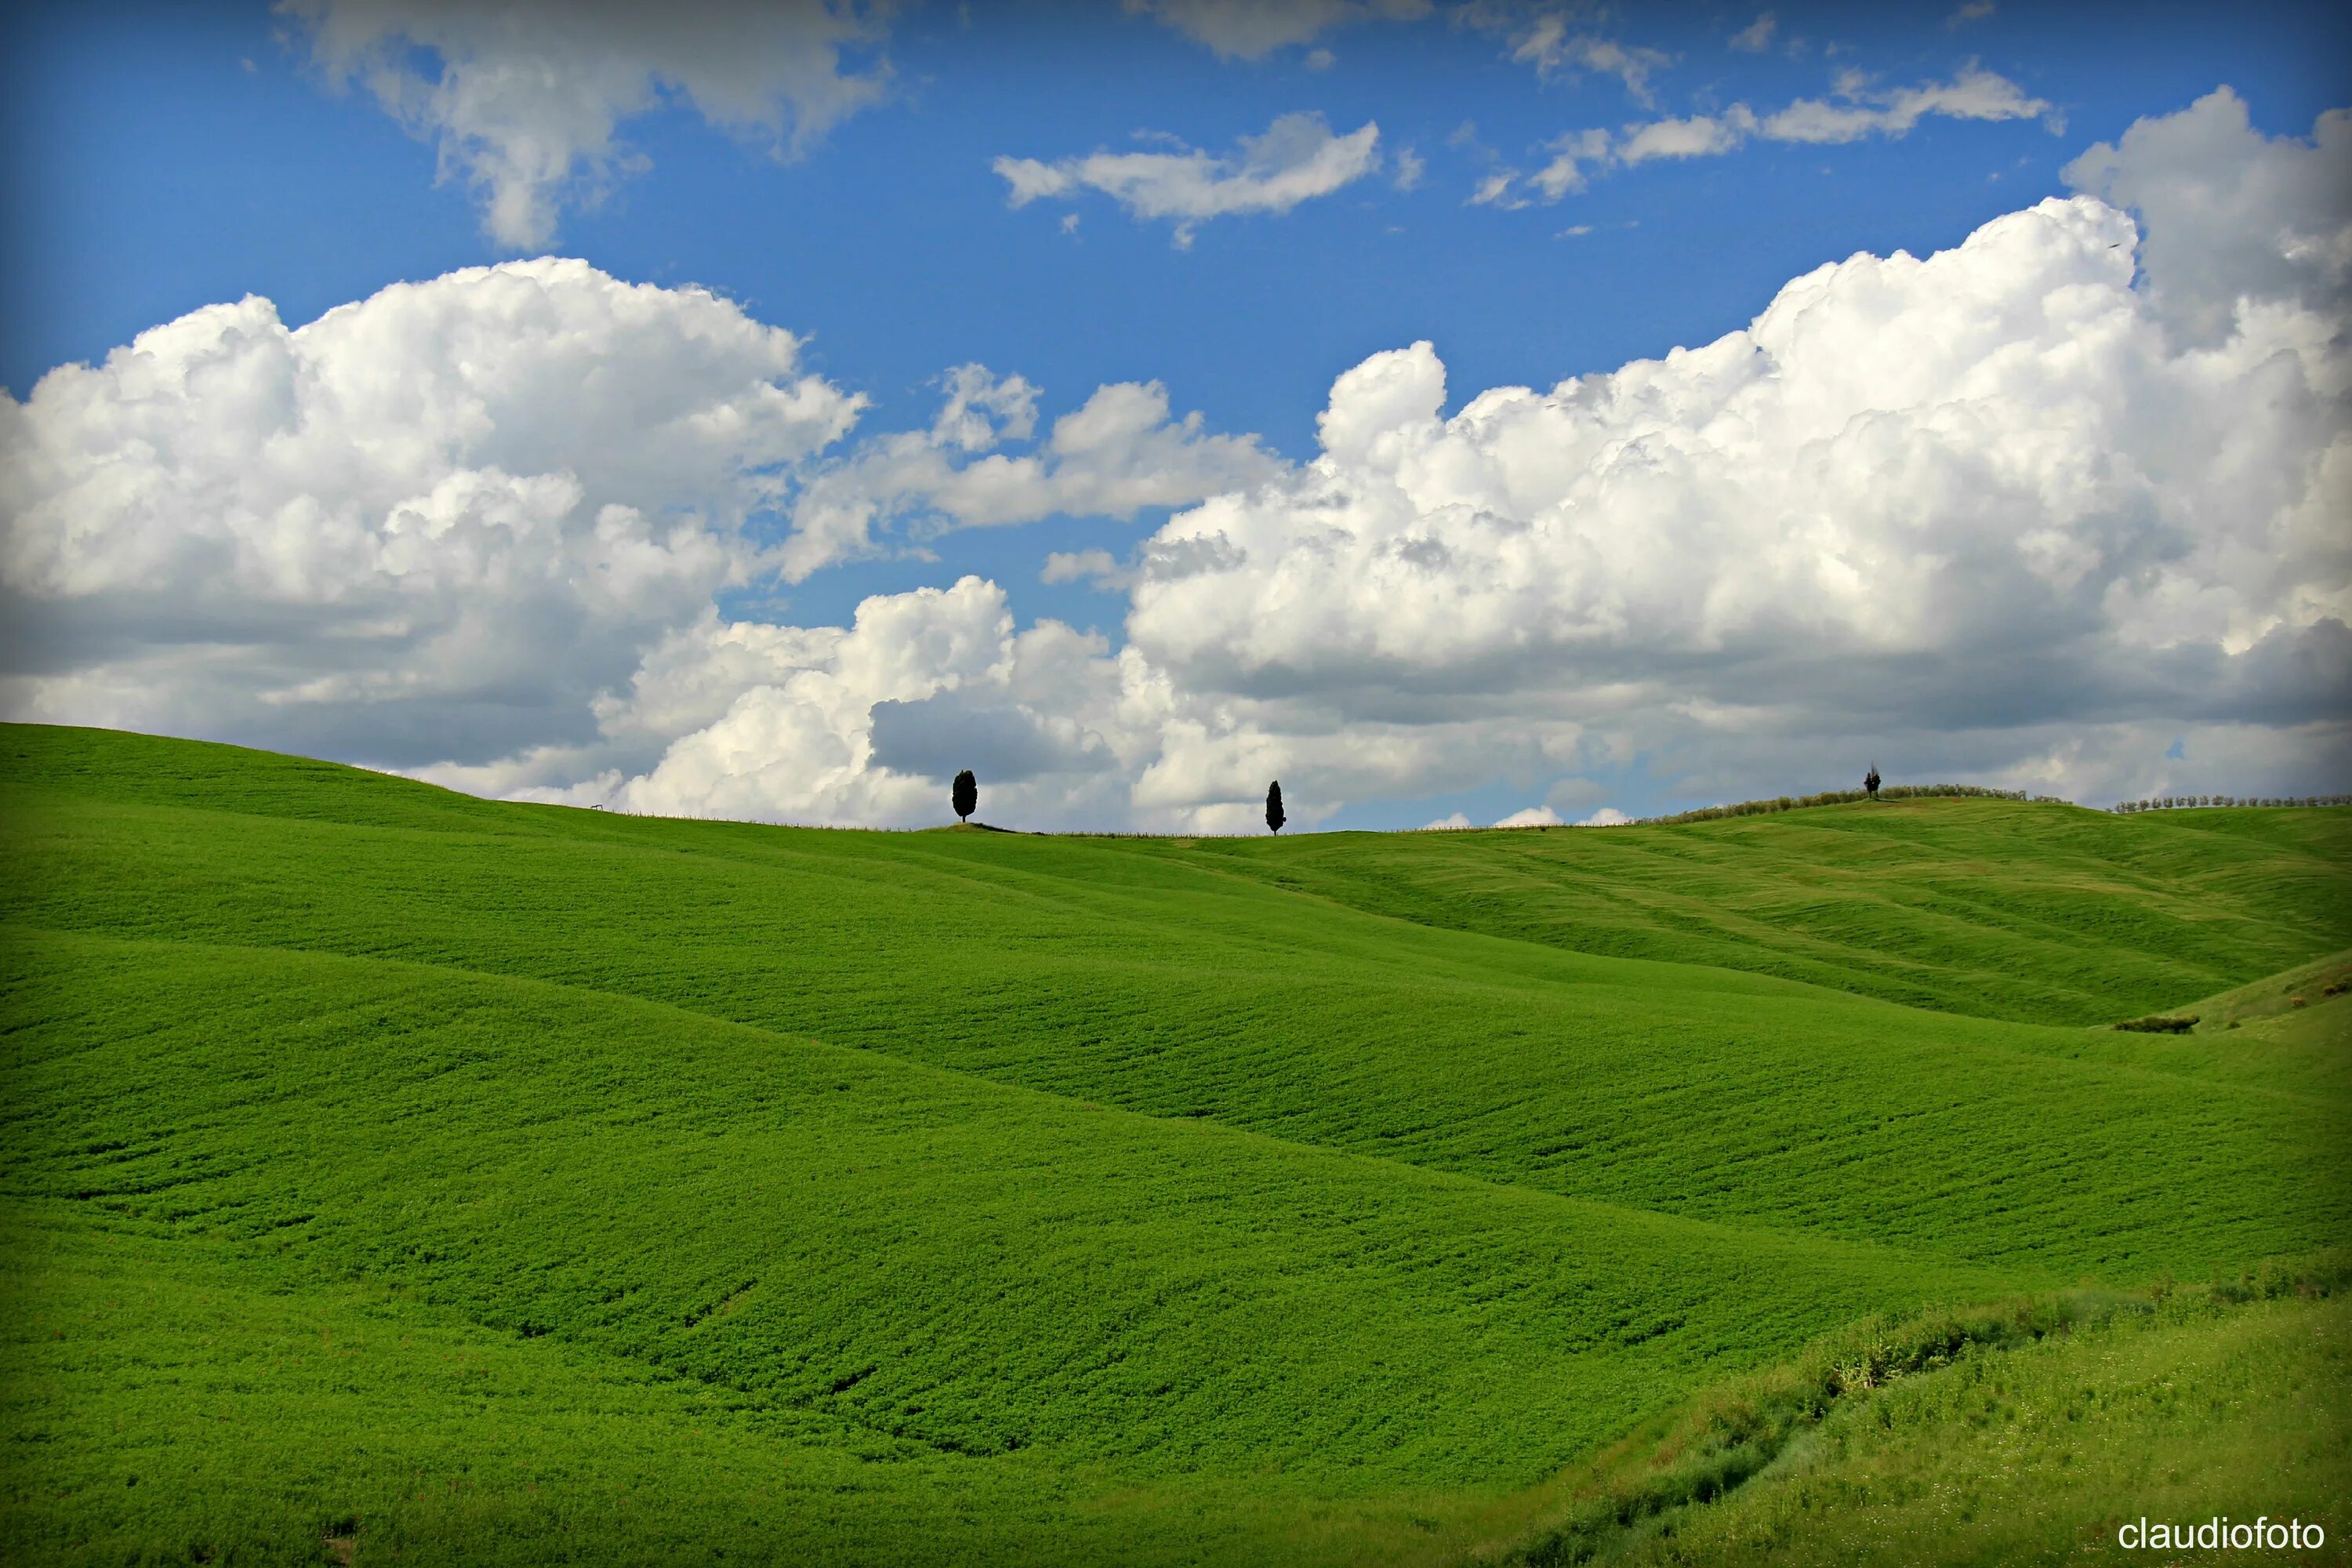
[11,725,2344,1032]
[27,773,2336,1082]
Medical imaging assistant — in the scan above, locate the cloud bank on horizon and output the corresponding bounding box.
[4,34,2348,831]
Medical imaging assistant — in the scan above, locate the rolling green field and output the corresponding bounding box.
[2,723,2347,1564]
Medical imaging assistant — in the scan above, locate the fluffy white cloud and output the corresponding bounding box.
[1494,805,1563,827]
[1468,168,1530,209]
[0,258,860,765]
[1577,807,1632,826]
[2063,86,2352,347]
[429,577,1175,829]
[1131,199,2341,691]
[782,371,1283,580]
[1042,549,1131,590]
[606,580,1112,824]
[284,0,893,247]
[1617,110,1757,165]
[1526,64,2053,200]
[1126,0,1430,60]
[996,113,1381,246]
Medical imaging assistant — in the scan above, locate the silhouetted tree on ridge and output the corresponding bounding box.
[1864,762,1882,801]
[953,769,978,825]
[1266,781,1286,834]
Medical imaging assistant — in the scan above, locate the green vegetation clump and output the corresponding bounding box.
[2113,1014,2198,1033]
[1502,1255,2350,1566]
[2,723,2347,1566]
[1584,1274,2350,1566]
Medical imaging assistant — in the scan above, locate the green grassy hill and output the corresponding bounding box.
[1166,801,2352,1026]
[3,724,2347,1565]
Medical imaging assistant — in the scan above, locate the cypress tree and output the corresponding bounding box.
[1265,780,1286,834]
[952,769,978,824]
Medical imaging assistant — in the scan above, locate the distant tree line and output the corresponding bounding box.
[2110,793,2348,813]
[1613,782,2064,829]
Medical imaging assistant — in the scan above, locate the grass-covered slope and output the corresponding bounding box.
[1167,803,2352,1026]
[2,723,2347,1565]
[9,929,1989,1487]
[5,726,2343,1278]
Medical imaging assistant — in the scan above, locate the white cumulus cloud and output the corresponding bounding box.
[430,575,1173,829]
[1042,549,1131,591]
[2063,85,2352,347]
[1,257,860,766]
[283,0,894,248]
[780,369,1283,581]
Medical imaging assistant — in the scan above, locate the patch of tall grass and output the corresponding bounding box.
[1504,1253,2350,1566]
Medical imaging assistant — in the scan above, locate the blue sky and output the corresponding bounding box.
[2,2,2347,829]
